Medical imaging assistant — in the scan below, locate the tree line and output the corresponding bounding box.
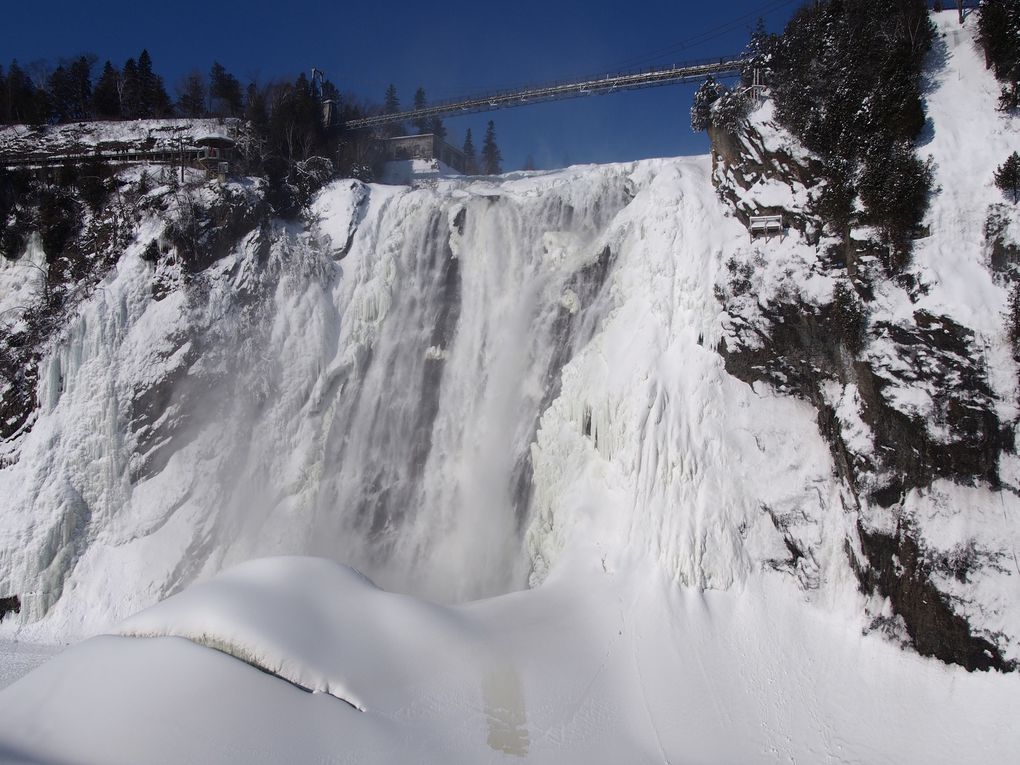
[0,53,512,179]
[976,0,1020,111]
[0,51,174,124]
[0,51,345,126]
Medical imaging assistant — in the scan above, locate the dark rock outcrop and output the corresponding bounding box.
[713,114,1016,672]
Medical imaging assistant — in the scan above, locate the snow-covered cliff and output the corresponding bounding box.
[0,10,1018,764]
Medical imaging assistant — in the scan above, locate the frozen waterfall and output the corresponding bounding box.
[0,167,636,633]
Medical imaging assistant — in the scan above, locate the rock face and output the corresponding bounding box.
[711,97,1019,671]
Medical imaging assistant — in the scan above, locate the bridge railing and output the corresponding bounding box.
[424,53,744,109]
[345,54,746,129]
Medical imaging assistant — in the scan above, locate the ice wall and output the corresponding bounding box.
[0,166,639,635]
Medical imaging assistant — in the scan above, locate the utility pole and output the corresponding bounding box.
[957,0,964,24]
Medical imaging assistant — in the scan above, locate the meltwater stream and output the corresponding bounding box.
[0,168,636,632]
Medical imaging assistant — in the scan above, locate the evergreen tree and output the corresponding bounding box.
[136,50,170,117]
[46,56,94,122]
[383,83,403,136]
[690,77,720,132]
[481,120,502,175]
[92,61,120,119]
[977,0,1020,81]
[1001,80,1020,111]
[0,65,6,123]
[136,50,155,116]
[712,89,750,133]
[120,58,140,118]
[176,71,207,118]
[5,61,43,124]
[67,55,95,120]
[209,62,242,116]
[412,86,429,133]
[741,18,775,86]
[764,0,934,264]
[859,141,933,262]
[462,128,477,173]
[995,151,1020,203]
[384,83,399,113]
[47,65,74,122]
[1008,282,1020,359]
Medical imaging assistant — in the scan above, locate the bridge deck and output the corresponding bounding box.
[344,56,745,130]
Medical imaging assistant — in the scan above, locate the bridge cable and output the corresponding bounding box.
[607,0,799,72]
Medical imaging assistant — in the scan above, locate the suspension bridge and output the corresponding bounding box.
[342,55,747,130]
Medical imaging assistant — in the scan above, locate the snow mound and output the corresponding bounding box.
[116,557,478,712]
[2,555,1019,763]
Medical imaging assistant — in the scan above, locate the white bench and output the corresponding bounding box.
[749,214,784,240]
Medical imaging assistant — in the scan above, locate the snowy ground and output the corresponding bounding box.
[0,641,61,691]
[0,118,238,156]
[1,556,1018,764]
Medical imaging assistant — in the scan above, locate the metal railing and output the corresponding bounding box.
[344,55,746,129]
[0,147,207,170]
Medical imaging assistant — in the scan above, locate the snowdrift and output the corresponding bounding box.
[2,555,1019,764]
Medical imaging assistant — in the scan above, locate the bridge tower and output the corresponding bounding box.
[311,68,336,128]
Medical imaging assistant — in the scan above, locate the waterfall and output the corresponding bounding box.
[0,168,635,633]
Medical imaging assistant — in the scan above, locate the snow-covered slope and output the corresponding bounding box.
[0,118,238,156]
[0,10,1018,763]
[3,556,1019,764]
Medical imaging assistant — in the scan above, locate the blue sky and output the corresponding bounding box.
[1,0,801,169]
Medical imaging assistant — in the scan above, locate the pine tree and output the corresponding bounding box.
[412,86,429,133]
[177,71,207,118]
[383,83,403,137]
[977,0,1020,81]
[462,128,477,173]
[135,50,170,118]
[741,18,775,85]
[45,57,94,123]
[137,50,155,116]
[5,60,44,124]
[764,0,935,268]
[93,61,120,119]
[690,77,720,132]
[1008,282,1020,359]
[384,83,399,113]
[995,151,1020,203]
[120,58,140,118]
[481,120,502,175]
[47,65,74,122]
[69,56,95,120]
[0,65,6,124]
[209,62,242,116]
